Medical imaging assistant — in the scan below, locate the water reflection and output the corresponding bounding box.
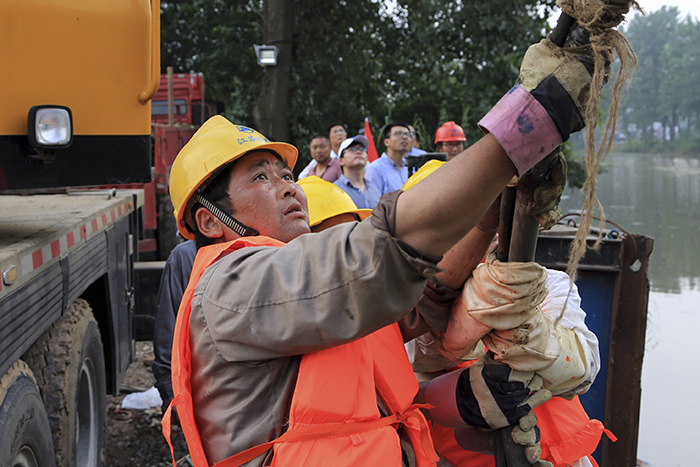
[561,150,700,466]
[637,288,700,467]
[559,152,700,293]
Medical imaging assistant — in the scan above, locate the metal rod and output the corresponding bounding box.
[167,66,174,126]
[497,186,517,262]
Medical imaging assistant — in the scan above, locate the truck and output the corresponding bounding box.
[115,71,214,341]
[0,1,160,466]
[142,71,211,261]
[103,71,211,263]
[152,72,210,126]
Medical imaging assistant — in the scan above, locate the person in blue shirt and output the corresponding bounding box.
[151,239,197,416]
[407,124,427,156]
[364,122,412,196]
[334,135,381,209]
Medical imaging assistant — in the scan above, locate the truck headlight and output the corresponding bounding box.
[28,105,73,149]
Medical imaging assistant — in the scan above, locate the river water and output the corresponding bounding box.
[559,150,700,467]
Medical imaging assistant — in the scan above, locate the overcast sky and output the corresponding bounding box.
[545,1,699,27]
[634,0,699,20]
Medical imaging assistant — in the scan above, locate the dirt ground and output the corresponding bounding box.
[105,341,190,467]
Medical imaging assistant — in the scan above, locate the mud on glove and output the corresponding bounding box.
[484,309,588,396]
[434,256,548,361]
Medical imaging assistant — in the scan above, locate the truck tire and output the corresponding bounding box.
[0,360,56,467]
[23,299,106,467]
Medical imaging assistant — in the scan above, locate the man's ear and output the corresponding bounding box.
[339,156,345,167]
[194,207,225,239]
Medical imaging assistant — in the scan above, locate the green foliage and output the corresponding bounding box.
[384,0,556,147]
[622,7,700,148]
[160,0,558,169]
[558,141,586,190]
[288,0,391,160]
[160,1,264,124]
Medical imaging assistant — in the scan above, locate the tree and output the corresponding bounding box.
[659,16,700,138]
[380,0,556,150]
[253,0,294,141]
[624,7,682,141]
[160,1,264,125]
[159,0,557,167]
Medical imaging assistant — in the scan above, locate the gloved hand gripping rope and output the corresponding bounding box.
[426,2,640,466]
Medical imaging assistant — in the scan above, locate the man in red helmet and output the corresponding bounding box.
[435,121,467,160]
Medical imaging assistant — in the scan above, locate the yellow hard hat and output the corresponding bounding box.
[169,116,298,239]
[402,159,446,191]
[296,176,372,227]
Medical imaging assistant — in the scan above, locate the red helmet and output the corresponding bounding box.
[434,121,466,144]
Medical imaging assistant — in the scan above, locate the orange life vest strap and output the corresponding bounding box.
[163,237,285,467]
[205,403,437,467]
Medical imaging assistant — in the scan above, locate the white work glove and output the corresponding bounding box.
[435,254,547,361]
[524,151,568,231]
[483,308,588,395]
[462,255,548,330]
[479,27,595,176]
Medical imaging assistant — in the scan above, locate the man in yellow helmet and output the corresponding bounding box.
[165,31,595,466]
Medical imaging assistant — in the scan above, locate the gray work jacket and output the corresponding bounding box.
[189,194,451,466]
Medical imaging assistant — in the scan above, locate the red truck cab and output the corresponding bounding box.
[151,72,210,126]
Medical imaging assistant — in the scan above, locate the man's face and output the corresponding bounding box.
[309,137,331,164]
[408,125,420,149]
[329,125,347,148]
[225,151,310,243]
[384,126,411,154]
[340,143,368,170]
[438,141,465,160]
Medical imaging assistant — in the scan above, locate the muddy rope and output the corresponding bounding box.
[557,0,642,280]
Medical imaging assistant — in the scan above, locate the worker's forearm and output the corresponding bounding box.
[395,134,515,257]
[434,227,496,290]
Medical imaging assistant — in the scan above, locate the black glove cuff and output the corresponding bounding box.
[530,75,585,141]
[456,362,534,429]
[456,370,490,428]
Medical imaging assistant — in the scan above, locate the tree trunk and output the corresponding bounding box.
[253,0,293,142]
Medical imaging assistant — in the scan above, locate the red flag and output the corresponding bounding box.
[364,117,379,162]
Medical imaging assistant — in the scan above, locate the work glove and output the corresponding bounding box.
[460,357,553,466]
[434,254,547,360]
[456,253,548,330]
[451,409,552,466]
[509,411,554,466]
[457,353,552,429]
[424,353,551,430]
[483,308,588,395]
[523,150,567,230]
[479,32,594,176]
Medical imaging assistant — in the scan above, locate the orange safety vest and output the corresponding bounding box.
[430,362,616,467]
[163,237,439,467]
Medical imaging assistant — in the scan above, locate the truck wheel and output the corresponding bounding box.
[0,360,56,467]
[23,299,106,467]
